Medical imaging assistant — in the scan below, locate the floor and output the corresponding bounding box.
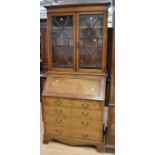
[40,120,114,155]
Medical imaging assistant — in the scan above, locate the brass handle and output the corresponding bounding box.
[54,100,62,106]
[82,103,89,109]
[55,129,62,134]
[55,109,62,113]
[55,118,63,123]
[81,112,89,117]
[81,133,88,138]
[81,121,89,127]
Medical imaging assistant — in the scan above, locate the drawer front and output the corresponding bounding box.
[45,125,71,137]
[73,100,102,110]
[43,115,70,127]
[71,109,102,121]
[72,129,102,141]
[71,117,102,130]
[43,106,71,115]
[45,98,72,108]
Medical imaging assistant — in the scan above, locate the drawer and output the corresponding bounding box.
[72,128,102,141]
[71,117,102,130]
[73,100,101,110]
[43,115,70,127]
[45,98,72,108]
[71,109,102,121]
[43,106,71,115]
[45,125,71,137]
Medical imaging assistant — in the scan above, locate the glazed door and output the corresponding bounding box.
[77,13,107,73]
[49,14,75,71]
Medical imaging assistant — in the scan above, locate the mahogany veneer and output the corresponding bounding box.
[42,73,106,152]
[41,2,110,153]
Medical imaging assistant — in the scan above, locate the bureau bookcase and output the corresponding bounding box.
[41,2,110,152]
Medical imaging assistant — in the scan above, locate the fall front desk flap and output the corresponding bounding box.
[42,73,106,101]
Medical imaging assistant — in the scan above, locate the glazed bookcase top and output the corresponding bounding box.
[46,3,109,74]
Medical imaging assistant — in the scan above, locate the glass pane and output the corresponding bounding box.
[51,15,73,68]
[78,14,104,69]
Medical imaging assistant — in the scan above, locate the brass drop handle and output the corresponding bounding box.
[55,129,62,134]
[55,118,63,123]
[82,103,89,108]
[81,133,88,138]
[81,121,89,127]
[55,109,62,113]
[81,112,89,117]
[54,100,62,106]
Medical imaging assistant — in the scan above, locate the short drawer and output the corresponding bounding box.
[71,109,102,121]
[45,98,72,108]
[72,129,102,141]
[43,106,71,115]
[73,100,102,110]
[71,117,102,130]
[43,115,70,127]
[45,125,71,137]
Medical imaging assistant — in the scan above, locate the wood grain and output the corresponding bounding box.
[72,100,102,110]
[71,117,102,130]
[45,98,72,108]
[42,73,106,101]
[71,108,102,121]
[107,106,115,145]
[42,73,105,152]
[43,106,71,115]
[43,114,70,128]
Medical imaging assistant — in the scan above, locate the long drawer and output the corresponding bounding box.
[43,106,71,115]
[45,125,102,141]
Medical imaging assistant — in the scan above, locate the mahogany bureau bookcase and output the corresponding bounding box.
[41,2,110,152]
